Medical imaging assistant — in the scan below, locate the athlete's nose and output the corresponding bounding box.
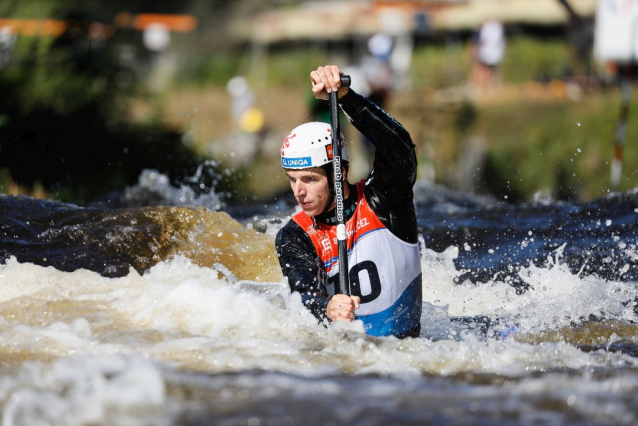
[291,181,305,198]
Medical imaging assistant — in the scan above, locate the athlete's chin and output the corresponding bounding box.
[301,206,318,217]
[299,202,319,217]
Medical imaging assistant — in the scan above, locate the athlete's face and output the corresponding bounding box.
[286,167,330,217]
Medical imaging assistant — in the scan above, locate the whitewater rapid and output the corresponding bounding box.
[1,173,638,425]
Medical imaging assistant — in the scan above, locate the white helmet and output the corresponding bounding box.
[281,122,348,169]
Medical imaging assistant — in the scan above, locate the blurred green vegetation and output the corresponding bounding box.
[5,36,112,116]
[478,93,638,201]
[0,21,205,204]
[180,51,243,87]
[501,37,571,84]
[410,36,572,90]
[403,36,630,202]
[0,9,631,206]
[411,42,470,89]
[177,46,330,88]
[0,0,57,19]
[266,47,330,87]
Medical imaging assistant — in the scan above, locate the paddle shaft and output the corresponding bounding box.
[330,75,351,296]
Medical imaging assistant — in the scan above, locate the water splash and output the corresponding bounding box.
[122,169,223,210]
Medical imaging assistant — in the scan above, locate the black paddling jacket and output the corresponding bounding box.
[275,89,419,334]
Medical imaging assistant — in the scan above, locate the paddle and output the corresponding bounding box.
[330,74,351,296]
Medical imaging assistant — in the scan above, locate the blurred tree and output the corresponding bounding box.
[0,0,234,204]
[556,0,594,76]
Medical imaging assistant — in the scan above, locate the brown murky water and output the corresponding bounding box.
[0,194,637,425]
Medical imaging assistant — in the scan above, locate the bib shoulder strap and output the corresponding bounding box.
[292,210,314,231]
[292,211,332,261]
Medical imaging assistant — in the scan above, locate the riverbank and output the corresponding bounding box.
[1,35,632,205]
[151,80,633,205]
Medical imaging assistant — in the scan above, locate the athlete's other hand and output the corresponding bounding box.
[310,65,349,100]
[327,294,361,322]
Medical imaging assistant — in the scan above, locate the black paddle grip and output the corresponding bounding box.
[340,75,351,88]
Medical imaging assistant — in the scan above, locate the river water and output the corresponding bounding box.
[0,170,637,425]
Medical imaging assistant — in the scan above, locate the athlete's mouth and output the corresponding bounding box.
[298,200,312,209]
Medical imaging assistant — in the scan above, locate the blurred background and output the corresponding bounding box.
[0,0,635,207]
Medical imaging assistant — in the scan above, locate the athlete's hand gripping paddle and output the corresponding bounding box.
[330,74,351,296]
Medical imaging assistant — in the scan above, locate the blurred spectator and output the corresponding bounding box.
[0,26,17,68]
[359,33,394,166]
[143,23,170,52]
[469,19,506,91]
[227,76,256,126]
[226,76,265,160]
[362,33,393,108]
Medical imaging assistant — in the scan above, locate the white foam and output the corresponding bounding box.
[420,244,638,332]
[0,355,168,426]
[1,250,638,424]
[0,251,636,383]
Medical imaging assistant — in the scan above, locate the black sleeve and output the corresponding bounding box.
[275,220,330,323]
[339,89,419,244]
